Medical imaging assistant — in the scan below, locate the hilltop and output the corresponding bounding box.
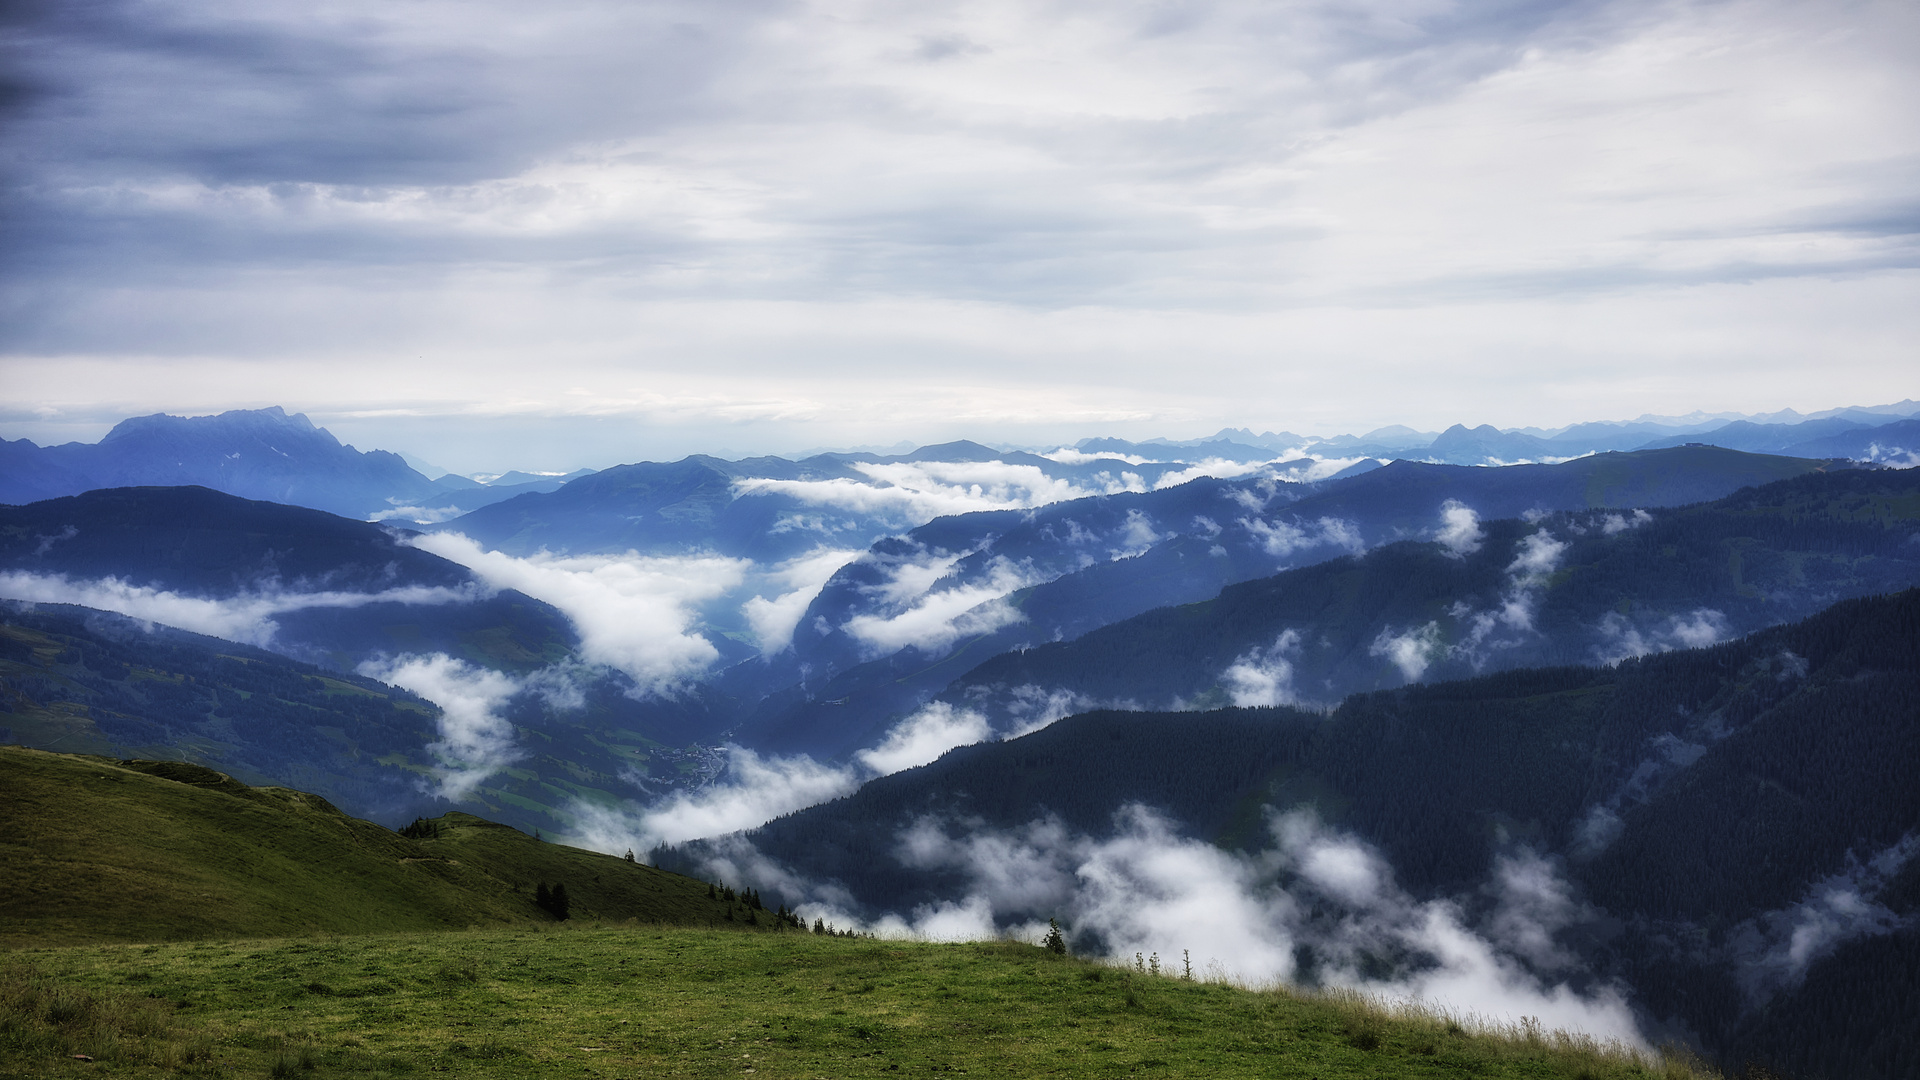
[0,745,774,947]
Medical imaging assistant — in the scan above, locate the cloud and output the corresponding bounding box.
[998,684,1095,738]
[1725,832,1919,1006]
[1370,621,1443,681]
[1435,500,1484,558]
[1593,608,1731,665]
[1600,509,1653,535]
[1240,515,1365,559]
[740,547,866,653]
[1506,531,1568,585]
[1223,629,1305,707]
[0,571,478,648]
[841,554,1041,656]
[738,805,1646,1046]
[407,532,747,692]
[857,702,994,776]
[571,746,864,855]
[358,652,522,801]
[735,460,1141,528]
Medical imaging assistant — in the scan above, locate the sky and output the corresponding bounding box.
[1,0,1916,471]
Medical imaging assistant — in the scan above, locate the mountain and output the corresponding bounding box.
[736,447,1842,757]
[433,446,1212,560]
[0,600,727,838]
[0,407,447,519]
[0,486,576,673]
[939,464,1920,727]
[678,588,1920,1079]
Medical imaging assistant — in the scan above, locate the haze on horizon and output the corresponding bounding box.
[2,0,1916,472]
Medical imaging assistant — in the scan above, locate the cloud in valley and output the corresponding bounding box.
[1223,629,1305,707]
[359,652,523,801]
[841,553,1042,657]
[741,547,866,653]
[408,532,747,691]
[0,571,479,648]
[1435,501,1485,558]
[1593,608,1732,665]
[857,702,995,775]
[729,806,1646,1046]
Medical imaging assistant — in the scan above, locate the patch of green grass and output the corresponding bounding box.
[0,747,773,948]
[1,928,1715,1080]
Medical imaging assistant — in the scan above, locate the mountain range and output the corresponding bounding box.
[1,403,1917,1078]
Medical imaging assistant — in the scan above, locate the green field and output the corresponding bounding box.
[4,925,1709,1080]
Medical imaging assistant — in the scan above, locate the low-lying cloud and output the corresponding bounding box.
[1223,629,1305,707]
[857,702,994,775]
[0,571,478,648]
[409,532,748,692]
[358,652,523,802]
[1436,501,1485,558]
[722,806,1646,1046]
[1593,608,1732,665]
[735,461,1145,528]
[741,547,866,654]
[842,553,1042,657]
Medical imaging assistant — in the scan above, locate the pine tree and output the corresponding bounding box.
[1043,918,1067,956]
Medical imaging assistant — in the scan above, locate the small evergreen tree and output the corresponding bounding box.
[1043,918,1067,956]
[813,918,826,935]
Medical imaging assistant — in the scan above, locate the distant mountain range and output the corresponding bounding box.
[3,402,1916,526]
[0,407,599,521]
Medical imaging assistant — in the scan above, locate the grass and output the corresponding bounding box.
[0,746,776,947]
[1,925,1714,1080]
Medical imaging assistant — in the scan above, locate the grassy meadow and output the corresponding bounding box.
[4,924,1710,1080]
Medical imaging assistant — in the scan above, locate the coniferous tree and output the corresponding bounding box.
[1043,918,1068,955]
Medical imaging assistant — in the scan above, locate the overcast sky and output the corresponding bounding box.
[2,0,1915,470]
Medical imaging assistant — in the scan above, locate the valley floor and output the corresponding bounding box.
[2,925,1706,1080]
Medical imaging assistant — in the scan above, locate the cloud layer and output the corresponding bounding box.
[5,0,1917,465]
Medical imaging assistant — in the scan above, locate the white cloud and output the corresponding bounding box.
[1726,832,1919,1005]
[0,571,479,648]
[571,746,864,855]
[407,532,747,692]
[746,805,1647,1047]
[998,684,1094,738]
[740,546,866,653]
[857,701,994,776]
[841,554,1040,656]
[1593,608,1732,665]
[734,460,1143,528]
[1600,509,1653,535]
[1507,532,1568,585]
[1223,628,1304,707]
[358,652,522,801]
[1240,516,1365,559]
[1370,621,1443,682]
[1435,500,1484,558]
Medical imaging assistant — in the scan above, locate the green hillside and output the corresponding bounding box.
[3,927,1707,1080]
[0,746,772,948]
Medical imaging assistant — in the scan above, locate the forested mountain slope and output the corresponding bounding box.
[739,447,1841,756]
[940,465,1920,726]
[0,486,577,674]
[687,588,1920,1079]
[0,603,722,837]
